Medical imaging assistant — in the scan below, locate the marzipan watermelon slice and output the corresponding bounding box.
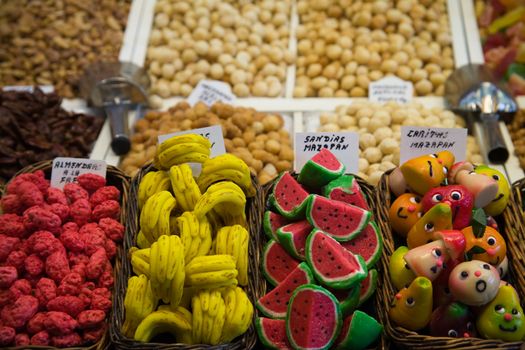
[306,195,371,242]
[256,317,292,350]
[333,311,383,350]
[256,262,314,319]
[262,239,300,286]
[276,220,312,260]
[286,284,342,350]
[357,269,378,307]
[306,229,367,290]
[328,284,360,317]
[340,222,383,269]
[263,210,289,240]
[297,148,346,189]
[270,172,310,219]
[322,175,370,210]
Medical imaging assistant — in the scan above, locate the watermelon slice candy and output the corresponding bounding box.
[333,310,383,350]
[322,175,370,210]
[270,172,310,220]
[256,317,292,350]
[263,210,289,240]
[340,221,383,269]
[306,194,372,242]
[328,284,360,317]
[286,284,342,350]
[276,220,312,260]
[306,229,368,290]
[297,148,346,189]
[261,239,300,287]
[256,262,315,319]
[357,269,378,307]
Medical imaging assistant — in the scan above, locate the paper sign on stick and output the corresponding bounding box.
[294,132,359,174]
[400,126,468,164]
[369,76,413,104]
[51,157,106,189]
[187,80,236,107]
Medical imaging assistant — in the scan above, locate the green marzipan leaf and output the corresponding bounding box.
[472,208,487,238]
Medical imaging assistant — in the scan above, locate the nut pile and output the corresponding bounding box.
[508,110,525,168]
[0,88,104,185]
[294,0,454,97]
[317,101,483,184]
[0,172,123,347]
[146,0,294,101]
[0,0,130,98]
[120,101,293,184]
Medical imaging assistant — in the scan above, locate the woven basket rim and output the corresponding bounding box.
[2,159,130,350]
[110,163,265,350]
[376,169,525,349]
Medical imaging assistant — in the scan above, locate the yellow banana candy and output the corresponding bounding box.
[185,255,237,275]
[192,293,204,344]
[199,154,256,197]
[122,275,157,337]
[137,171,171,209]
[158,134,211,154]
[136,231,151,249]
[186,269,238,287]
[156,145,211,169]
[220,287,253,343]
[170,164,202,212]
[134,310,192,343]
[216,226,249,286]
[194,182,246,219]
[210,295,226,345]
[140,191,175,243]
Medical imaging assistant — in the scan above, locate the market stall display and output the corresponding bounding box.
[0,88,104,185]
[120,101,293,185]
[145,0,294,101]
[294,0,454,97]
[0,0,130,98]
[508,109,525,168]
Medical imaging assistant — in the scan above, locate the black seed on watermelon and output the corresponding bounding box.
[256,262,314,319]
[305,229,367,290]
[297,148,346,189]
[340,221,383,269]
[286,284,342,350]
[306,195,371,242]
[256,317,293,350]
[263,210,289,241]
[322,175,370,210]
[276,220,312,260]
[332,311,383,350]
[270,172,310,220]
[261,240,300,287]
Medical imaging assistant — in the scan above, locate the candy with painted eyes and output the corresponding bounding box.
[388,193,424,238]
[433,258,461,308]
[461,225,506,266]
[407,203,453,249]
[422,185,474,230]
[454,169,498,209]
[477,285,525,341]
[448,260,500,306]
[389,276,433,331]
[497,256,508,278]
[430,302,477,338]
[404,240,451,281]
[400,153,449,195]
[389,246,416,291]
[474,165,510,217]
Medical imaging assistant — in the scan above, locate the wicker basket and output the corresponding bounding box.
[110,163,265,350]
[3,160,130,350]
[375,169,525,349]
[261,173,389,350]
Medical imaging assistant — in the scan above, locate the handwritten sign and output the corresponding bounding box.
[2,85,54,94]
[187,80,236,107]
[369,76,413,104]
[51,157,107,189]
[294,132,359,173]
[400,126,468,164]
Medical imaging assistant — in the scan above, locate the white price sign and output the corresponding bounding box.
[51,157,107,189]
[187,80,236,107]
[2,85,54,94]
[369,76,413,104]
[400,126,468,164]
[294,132,359,173]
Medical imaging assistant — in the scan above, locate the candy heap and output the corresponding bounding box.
[256,148,383,350]
[387,151,524,341]
[123,134,255,345]
[0,171,122,347]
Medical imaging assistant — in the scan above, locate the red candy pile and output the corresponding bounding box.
[0,171,123,347]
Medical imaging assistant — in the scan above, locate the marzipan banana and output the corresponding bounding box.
[158,134,211,154]
[122,275,157,337]
[194,182,246,219]
[137,171,171,209]
[134,309,192,343]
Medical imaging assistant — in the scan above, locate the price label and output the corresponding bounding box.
[369,76,413,104]
[400,126,468,164]
[187,80,236,107]
[51,157,107,189]
[294,132,359,173]
[2,85,54,94]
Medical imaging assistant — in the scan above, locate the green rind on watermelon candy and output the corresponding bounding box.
[297,148,346,189]
[322,174,370,210]
[340,221,383,269]
[262,239,300,287]
[255,317,293,350]
[328,284,360,317]
[286,284,342,350]
[270,172,310,220]
[333,310,383,350]
[306,194,372,242]
[263,210,289,241]
[306,229,368,290]
[256,262,315,319]
[357,268,378,307]
[276,220,312,260]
